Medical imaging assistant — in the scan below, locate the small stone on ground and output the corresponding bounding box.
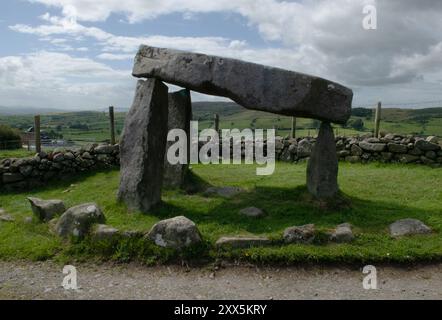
[239,207,265,218]
[389,219,431,237]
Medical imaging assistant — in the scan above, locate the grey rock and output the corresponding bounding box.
[381,152,393,161]
[388,143,408,153]
[350,144,363,156]
[215,236,271,249]
[359,141,386,152]
[329,223,354,243]
[27,197,66,222]
[283,224,315,244]
[415,140,440,152]
[55,203,105,238]
[345,155,361,163]
[408,147,423,156]
[204,186,243,198]
[297,139,313,158]
[307,122,339,198]
[92,224,119,240]
[146,216,202,249]
[82,152,93,159]
[239,207,265,218]
[52,153,65,162]
[425,151,437,160]
[118,79,169,213]
[0,213,14,222]
[389,219,431,237]
[2,173,24,183]
[163,89,192,189]
[426,136,439,144]
[133,45,353,124]
[94,144,115,154]
[398,154,420,164]
[19,165,33,177]
[24,216,33,224]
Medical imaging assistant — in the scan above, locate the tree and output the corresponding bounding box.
[349,118,365,131]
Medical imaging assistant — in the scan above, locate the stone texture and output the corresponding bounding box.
[297,139,313,158]
[163,89,192,189]
[146,216,202,249]
[92,224,119,240]
[350,144,363,156]
[239,207,265,218]
[307,122,339,198]
[415,140,440,152]
[283,224,315,244]
[55,203,105,238]
[215,236,271,249]
[426,136,439,144]
[133,45,353,124]
[27,197,66,222]
[388,143,408,153]
[0,213,14,222]
[359,141,386,152]
[118,79,169,213]
[389,219,431,237]
[398,154,419,164]
[329,223,354,243]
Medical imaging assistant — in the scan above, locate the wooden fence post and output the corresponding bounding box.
[34,115,41,153]
[290,117,296,139]
[109,106,116,145]
[214,113,220,133]
[374,101,382,138]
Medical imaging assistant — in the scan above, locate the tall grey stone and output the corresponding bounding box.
[163,89,192,189]
[133,45,353,124]
[307,122,339,198]
[118,79,169,212]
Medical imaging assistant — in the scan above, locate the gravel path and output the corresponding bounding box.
[0,261,441,300]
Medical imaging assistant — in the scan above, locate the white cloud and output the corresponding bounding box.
[0,51,134,109]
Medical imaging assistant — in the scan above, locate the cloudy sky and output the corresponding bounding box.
[1,0,442,110]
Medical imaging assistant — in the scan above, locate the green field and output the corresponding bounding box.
[0,105,441,150]
[0,162,441,264]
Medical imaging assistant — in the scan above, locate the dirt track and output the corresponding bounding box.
[0,261,441,300]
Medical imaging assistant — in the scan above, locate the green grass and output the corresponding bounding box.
[0,149,34,160]
[0,162,441,264]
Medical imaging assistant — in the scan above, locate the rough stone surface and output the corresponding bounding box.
[415,140,440,152]
[118,79,169,213]
[329,223,354,243]
[239,207,265,218]
[133,45,353,124]
[297,139,313,158]
[146,216,202,249]
[204,186,243,198]
[359,141,386,152]
[307,122,339,198]
[27,197,66,222]
[163,89,192,189]
[0,213,14,222]
[388,143,408,153]
[283,224,315,244]
[389,219,432,237]
[55,203,105,238]
[215,236,271,249]
[92,224,119,240]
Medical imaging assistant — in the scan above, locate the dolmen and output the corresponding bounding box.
[118,45,353,212]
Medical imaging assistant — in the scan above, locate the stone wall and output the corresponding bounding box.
[275,134,442,167]
[0,144,120,191]
[1,133,440,192]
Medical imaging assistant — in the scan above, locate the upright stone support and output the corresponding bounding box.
[118,79,169,212]
[163,89,192,189]
[307,122,339,198]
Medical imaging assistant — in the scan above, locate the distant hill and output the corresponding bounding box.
[0,106,66,116]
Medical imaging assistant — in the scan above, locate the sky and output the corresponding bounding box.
[1,0,442,110]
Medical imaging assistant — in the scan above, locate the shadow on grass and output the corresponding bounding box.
[152,184,441,236]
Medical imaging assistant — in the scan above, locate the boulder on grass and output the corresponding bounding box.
[55,203,105,238]
[389,219,431,237]
[329,223,354,243]
[283,224,315,244]
[239,207,265,218]
[146,216,202,249]
[27,197,66,222]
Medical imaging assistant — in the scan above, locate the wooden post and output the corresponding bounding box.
[214,113,220,133]
[290,117,296,139]
[34,115,41,153]
[374,101,382,138]
[109,106,116,145]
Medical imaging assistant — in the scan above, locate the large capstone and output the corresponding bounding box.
[118,79,169,212]
[163,89,192,189]
[307,122,339,198]
[133,45,353,124]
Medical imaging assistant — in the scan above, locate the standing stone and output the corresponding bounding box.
[118,79,169,212]
[163,89,192,189]
[307,122,339,198]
